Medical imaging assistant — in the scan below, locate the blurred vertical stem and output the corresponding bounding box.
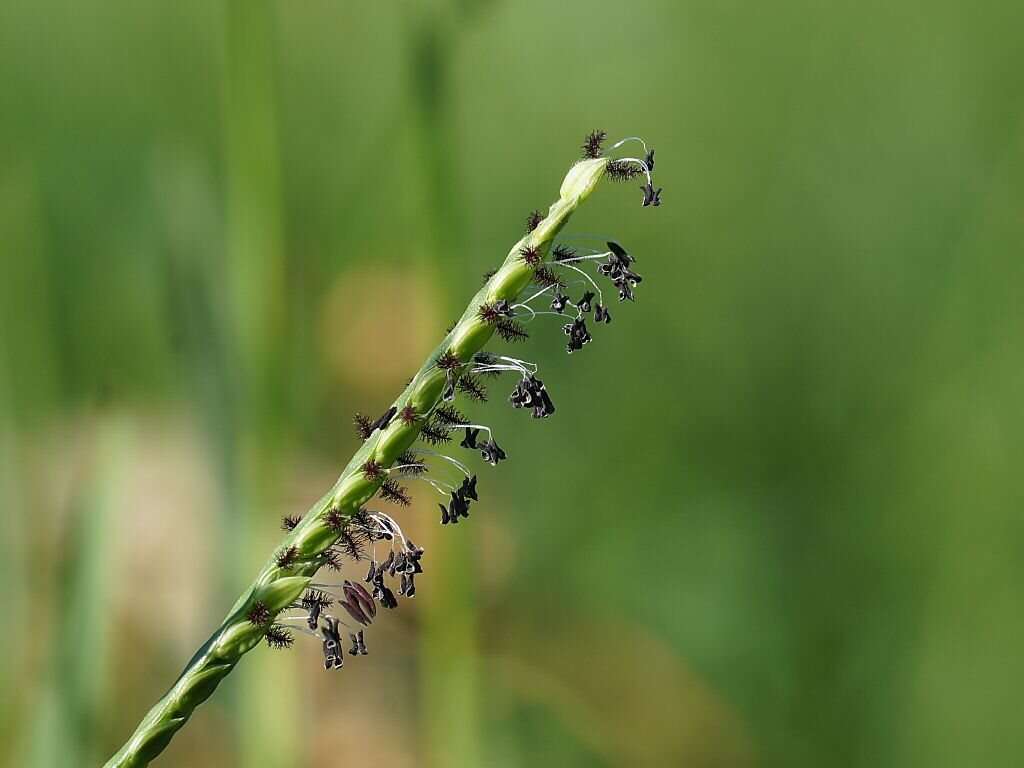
[221,1,295,766]
[53,418,130,766]
[405,7,481,768]
[0,169,61,766]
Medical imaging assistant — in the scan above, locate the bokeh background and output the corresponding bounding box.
[2,0,1023,766]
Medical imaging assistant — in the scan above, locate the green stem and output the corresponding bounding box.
[103,157,610,767]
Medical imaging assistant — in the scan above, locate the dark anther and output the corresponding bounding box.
[607,241,633,264]
[527,377,550,415]
[392,550,407,575]
[399,573,410,596]
[349,629,368,656]
[280,514,302,532]
[339,597,371,627]
[404,573,416,598]
[460,474,479,501]
[364,560,377,583]
[344,580,377,620]
[594,303,612,324]
[537,386,556,418]
[577,291,595,313]
[551,292,569,313]
[597,242,643,300]
[449,489,469,519]
[378,582,398,609]
[510,375,555,418]
[509,376,532,408]
[602,247,641,280]
[439,502,451,525]
[461,426,481,449]
[643,149,655,172]
[307,598,323,626]
[369,406,397,433]
[321,617,344,670]
[480,438,507,466]
[614,277,635,302]
[405,539,425,574]
[641,182,662,207]
[563,317,593,353]
[302,590,331,631]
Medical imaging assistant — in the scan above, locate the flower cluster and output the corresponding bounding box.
[562,316,593,354]
[584,131,661,208]
[262,130,659,674]
[439,474,479,525]
[267,511,425,670]
[598,241,643,302]
[510,374,555,418]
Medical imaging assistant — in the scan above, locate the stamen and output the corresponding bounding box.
[418,448,473,478]
[556,261,604,305]
[609,136,649,155]
[553,251,613,265]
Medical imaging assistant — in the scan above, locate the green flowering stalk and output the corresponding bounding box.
[105,132,660,767]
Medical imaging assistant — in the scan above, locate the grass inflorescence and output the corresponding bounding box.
[104,130,662,767]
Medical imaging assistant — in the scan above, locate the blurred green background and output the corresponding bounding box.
[2,0,1023,766]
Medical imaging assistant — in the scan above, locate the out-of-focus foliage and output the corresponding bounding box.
[1,1,1022,766]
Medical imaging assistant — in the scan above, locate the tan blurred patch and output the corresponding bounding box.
[109,411,217,650]
[490,619,753,768]
[476,501,519,592]
[319,262,442,392]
